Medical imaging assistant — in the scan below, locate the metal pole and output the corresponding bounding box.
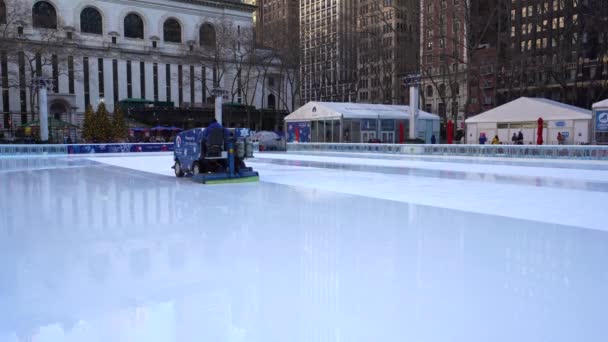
[409,85,419,140]
[39,86,49,142]
[215,95,223,125]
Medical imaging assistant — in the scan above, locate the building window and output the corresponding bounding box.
[163,18,182,43]
[201,67,207,103]
[80,7,103,35]
[165,64,171,102]
[152,40,157,49]
[190,65,194,105]
[0,0,6,25]
[112,59,119,105]
[19,52,26,123]
[83,57,90,108]
[127,61,133,99]
[178,65,183,106]
[112,36,117,44]
[124,13,144,39]
[32,1,57,29]
[268,94,276,109]
[426,85,433,97]
[140,62,145,99]
[52,54,58,93]
[153,63,158,101]
[126,61,132,98]
[1,52,9,118]
[199,23,216,47]
[98,58,105,100]
[68,56,74,94]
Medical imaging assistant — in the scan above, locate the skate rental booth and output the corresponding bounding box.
[284,102,440,144]
[465,97,593,145]
[592,99,608,145]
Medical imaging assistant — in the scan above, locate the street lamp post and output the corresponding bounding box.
[210,87,228,125]
[403,74,421,141]
[31,77,54,142]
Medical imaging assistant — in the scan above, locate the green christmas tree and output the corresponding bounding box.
[82,105,96,142]
[112,107,129,142]
[95,102,112,142]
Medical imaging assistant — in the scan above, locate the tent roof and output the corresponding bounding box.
[285,102,439,122]
[465,97,592,124]
[592,99,608,109]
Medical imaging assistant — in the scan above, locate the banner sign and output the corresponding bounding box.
[287,122,311,142]
[596,111,608,132]
[67,143,174,154]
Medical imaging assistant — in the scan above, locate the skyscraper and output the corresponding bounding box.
[356,0,420,104]
[255,0,300,51]
[300,0,358,103]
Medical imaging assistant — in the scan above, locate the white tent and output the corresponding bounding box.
[592,99,608,109]
[464,97,592,145]
[592,99,608,144]
[284,102,440,143]
[285,102,439,121]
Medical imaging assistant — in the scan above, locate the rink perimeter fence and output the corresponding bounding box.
[1,142,608,160]
[286,143,608,160]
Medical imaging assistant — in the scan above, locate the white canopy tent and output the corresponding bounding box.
[284,102,440,143]
[465,97,592,145]
[592,99,608,144]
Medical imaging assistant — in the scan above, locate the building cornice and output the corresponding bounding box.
[167,0,256,12]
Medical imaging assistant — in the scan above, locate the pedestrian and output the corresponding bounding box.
[431,134,436,144]
[517,131,524,145]
[479,133,487,144]
[491,135,500,144]
[67,136,73,144]
[511,132,517,144]
[557,132,564,145]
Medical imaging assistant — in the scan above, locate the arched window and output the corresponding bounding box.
[32,1,57,29]
[199,23,216,47]
[0,0,6,25]
[124,13,144,39]
[163,18,181,43]
[80,7,102,35]
[426,85,433,97]
[267,94,276,109]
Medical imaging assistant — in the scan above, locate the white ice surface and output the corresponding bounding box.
[91,153,608,231]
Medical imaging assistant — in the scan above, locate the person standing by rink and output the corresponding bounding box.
[518,131,524,144]
[479,133,487,144]
[431,134,436,144]
[491,135,500,144]
[511,132,518,144]
[557,132,565,145]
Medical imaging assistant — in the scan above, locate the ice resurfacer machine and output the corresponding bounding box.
[172,127,259,184]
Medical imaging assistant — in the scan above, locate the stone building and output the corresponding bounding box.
[0,0,293,134]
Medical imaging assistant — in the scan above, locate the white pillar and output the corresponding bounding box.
[215,94,222,125]
[409,85,419,140]
[39,87,49,142]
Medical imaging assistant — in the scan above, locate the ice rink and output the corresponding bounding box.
[1,151,608,341]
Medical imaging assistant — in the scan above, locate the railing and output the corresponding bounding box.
[287,143,608,160]
[0,143,174,157]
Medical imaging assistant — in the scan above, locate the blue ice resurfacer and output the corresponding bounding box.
[172,127,259,184]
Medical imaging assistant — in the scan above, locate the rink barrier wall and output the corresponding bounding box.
[287,143,608,160]
[0,143,174,156]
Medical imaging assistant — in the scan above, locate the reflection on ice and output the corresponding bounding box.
[0,158,607,341]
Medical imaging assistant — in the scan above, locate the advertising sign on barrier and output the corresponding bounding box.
[287,122,311,143]
[596,111,608,132]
